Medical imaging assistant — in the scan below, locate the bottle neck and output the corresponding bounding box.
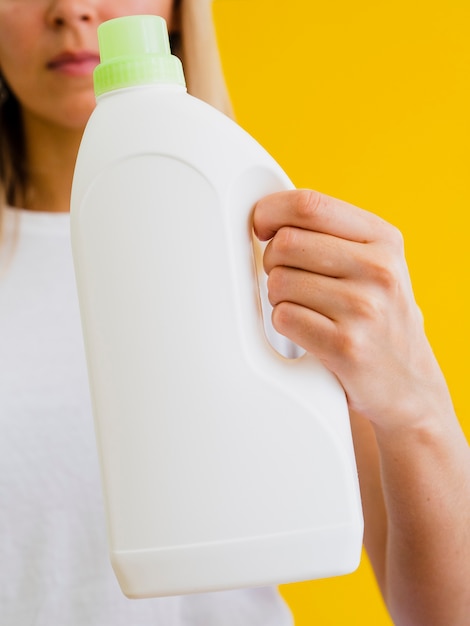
[96,82,187,101]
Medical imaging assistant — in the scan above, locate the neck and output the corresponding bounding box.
[22,113,84,213]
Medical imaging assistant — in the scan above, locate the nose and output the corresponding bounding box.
[46,1,97,28]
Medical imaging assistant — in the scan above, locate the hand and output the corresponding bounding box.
[253,189,453,432]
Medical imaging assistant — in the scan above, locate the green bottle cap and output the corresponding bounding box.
[94,15,186,97]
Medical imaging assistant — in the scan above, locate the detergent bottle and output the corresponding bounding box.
[70,14,363,598]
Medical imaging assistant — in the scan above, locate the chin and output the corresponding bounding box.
[58,95,98,131]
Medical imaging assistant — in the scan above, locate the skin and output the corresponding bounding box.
[253,189,470,626]
[0,0,175,129]
[0,0,226,213]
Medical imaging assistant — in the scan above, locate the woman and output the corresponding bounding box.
[0,1,291,624]
[2,2,470,626]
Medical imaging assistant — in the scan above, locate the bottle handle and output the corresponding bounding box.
[227,164,355,451]
[227,165,304,360]
[254,238,305,359]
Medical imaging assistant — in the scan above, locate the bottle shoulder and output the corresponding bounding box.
[75,88,292,197]
[88,88,257,156]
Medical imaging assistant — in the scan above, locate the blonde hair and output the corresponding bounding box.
[0,1,231,219]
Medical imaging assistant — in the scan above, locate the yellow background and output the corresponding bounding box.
[213,1,470,624]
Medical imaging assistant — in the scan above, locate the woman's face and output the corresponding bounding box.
[0,0,175,130]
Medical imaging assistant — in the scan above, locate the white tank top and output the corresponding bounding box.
[0,208,293,626]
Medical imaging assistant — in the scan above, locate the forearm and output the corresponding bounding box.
[350,412,388,590]
[373,407,470,626]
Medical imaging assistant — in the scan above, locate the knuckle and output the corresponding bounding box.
[335,323,368,365]
[365,247,403,292]
[271,301,294,334]
[266,266,286,304]
[371,258,399,290]
[353,292,384,321]
[295,189,330,221]
[336,328,356,360]
[271,226,296,257]
[387,223,405,250]
[378,219,405,251]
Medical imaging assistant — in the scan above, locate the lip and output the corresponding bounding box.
[47,51,100,77]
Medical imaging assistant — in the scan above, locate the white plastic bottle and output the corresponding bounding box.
[70,15,363,599]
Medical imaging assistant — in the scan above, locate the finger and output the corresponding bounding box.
[270,300,340,365]
[267,266,364,322]
[253,189,392,244]
[263,225,369,279]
